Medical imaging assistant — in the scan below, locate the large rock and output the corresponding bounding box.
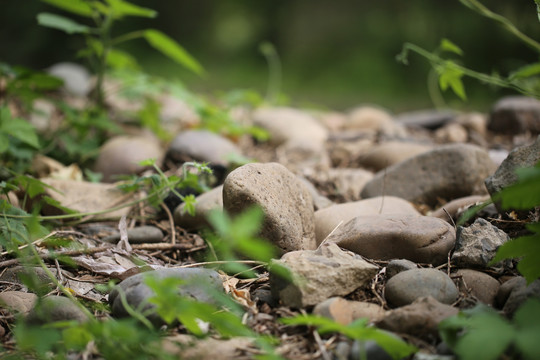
[454,269,499,306]
[360,144,496,206]
[109,268,223,326]
[223,163,316,252]
[485,135,540,212]
[384,269,458,307]
[488,96,540,134]
[357,141,432,171]
[376,296,459,340]
[174,185,223,230]
[314,196,420,245]
[167,130,242,167]
[94,135,163,183]
[252,107,328,145]
[452,218,510,269]
[325,214,455,265]
[270,243,378,308]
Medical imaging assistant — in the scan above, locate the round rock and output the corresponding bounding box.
[384,269,459,307]
[0,291,38,315]
[174,185,224,230]
[26,296,90,324]
[47,62,92,97]
[325,214,455,265]
[223,162,316,252]
[454,269,499,306]
[488,96,540,134]
[94,135,163,183]
[386,259,418,279]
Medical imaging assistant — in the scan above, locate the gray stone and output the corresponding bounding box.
[495,276,526,309]
[394,109,458,130]
[318,168,374,202]
[385,269,458,307]
[270,243,378,308]
[109,268,223,326]
[174,185,223,230]
[315,197,420,245]
[503,278,540,317]
[94,135,164,183]
[47,62,92,97]
[325,215,455,266]
[296,176,334,211]
[485,135,540,212]
[386,259,418,279]
[223,162,316,252]
[167,130,242,167]
[454,269,500,306]
[26,296,90,324]
[452,218,510,269]
[0,291,37,315]
[357,141,432,171]
[361,144,496,207]
[488,96,540,134]
[102,226,164,244]
[376,296,459,340]
[430,195,489,223]
[0,266,59,290]
[313,297,386,325]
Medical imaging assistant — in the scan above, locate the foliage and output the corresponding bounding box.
[281,315,417,360]
[439,299,540,360]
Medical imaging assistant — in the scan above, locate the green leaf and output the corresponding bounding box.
[496,163,540,210]
[509,62,540,80]
[491,231,540,284]
[106,49,140,70]
[143,29,204,75]
[0,133,9,153]
[514,299,540,360]
[37,12,91,34]
[0,108,40,149]
[438,63,467,100]
[440,38,464,56]
[41,0,93,17]
[105,0,157,18]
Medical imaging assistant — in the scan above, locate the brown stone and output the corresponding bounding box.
[454,269,500,306]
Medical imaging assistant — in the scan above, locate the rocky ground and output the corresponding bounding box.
[1,64,540,359]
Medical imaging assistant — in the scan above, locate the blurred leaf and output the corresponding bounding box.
[514,299,540,360]
[510,62,540,80]
[106,49,140,70]
[105,0,157,18]
[438,62,467,100]
[41,0,93,17]
[37,12,91,34]
[0,107,40,149]
[440,38,464,56]
[0,134,9,153]
[496,162,540,210]
[143,29,204,75]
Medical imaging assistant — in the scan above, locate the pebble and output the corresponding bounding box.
[434,122,468,143]
[47,62,92,97]
[452,218,510,269]
[430,195,489,223]
[94,135,163,182]
[313,297,386,325]
[252,107,328,145]
[357,141,432,171]
[30,98,57,133]
[26,296,90,324]
[269,243,378,308]
[109,268,223,326]
[314,196,420,245]
[0,266,59,290]
[346,106,406,137]
[488,96,540,134]
[323,168,374,201]
[102,225,164,244]
[456,112,487,136]
[0,291,38,315]
[502,278,540,316]
[158,94,200,133]
[495,276,525,309]
[394,109,457,130]
[223,162,316,252]
[454,269,499,306]
[384,269,458,307]
[361,144,496,206]
[296,176,334,211]
[325,214,455,265]
[167,130,242,167]
[386,259,418,279]
[174,185,223,230]
[376,296,459,340]
[277,137,330,172]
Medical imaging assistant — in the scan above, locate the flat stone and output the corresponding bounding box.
[109,268,223,326]
[252,107,328,145]
[313,297,386,325]
[314,196,420,245]
[223,162,316,252]
[40,178,135,220]
[454,269,499,306]
[174,185,224,230]
[452,218,510,269]
[386,259,418,279]
[488,96,540,134]
[376,296,459,340]
[26,296,90,324]
[357,141,432,171]
[361,144,496,207]
[0,291,37,315]
[430,195,489,223]
[102,226,164,244]
[325,214,455,265]
[94,135,163,183]
[167,130,242,167]
[270,243,378,308]
[394,109,458,130]
[385,269,458,307]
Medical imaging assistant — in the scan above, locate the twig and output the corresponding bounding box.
[160,202,177,260]
[175,260,266,269]
[0,230,85,256]
[312,329,331,360]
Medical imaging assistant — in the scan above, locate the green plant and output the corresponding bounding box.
[38,0,203,108]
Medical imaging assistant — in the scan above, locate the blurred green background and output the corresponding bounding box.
[1,0,538,112]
